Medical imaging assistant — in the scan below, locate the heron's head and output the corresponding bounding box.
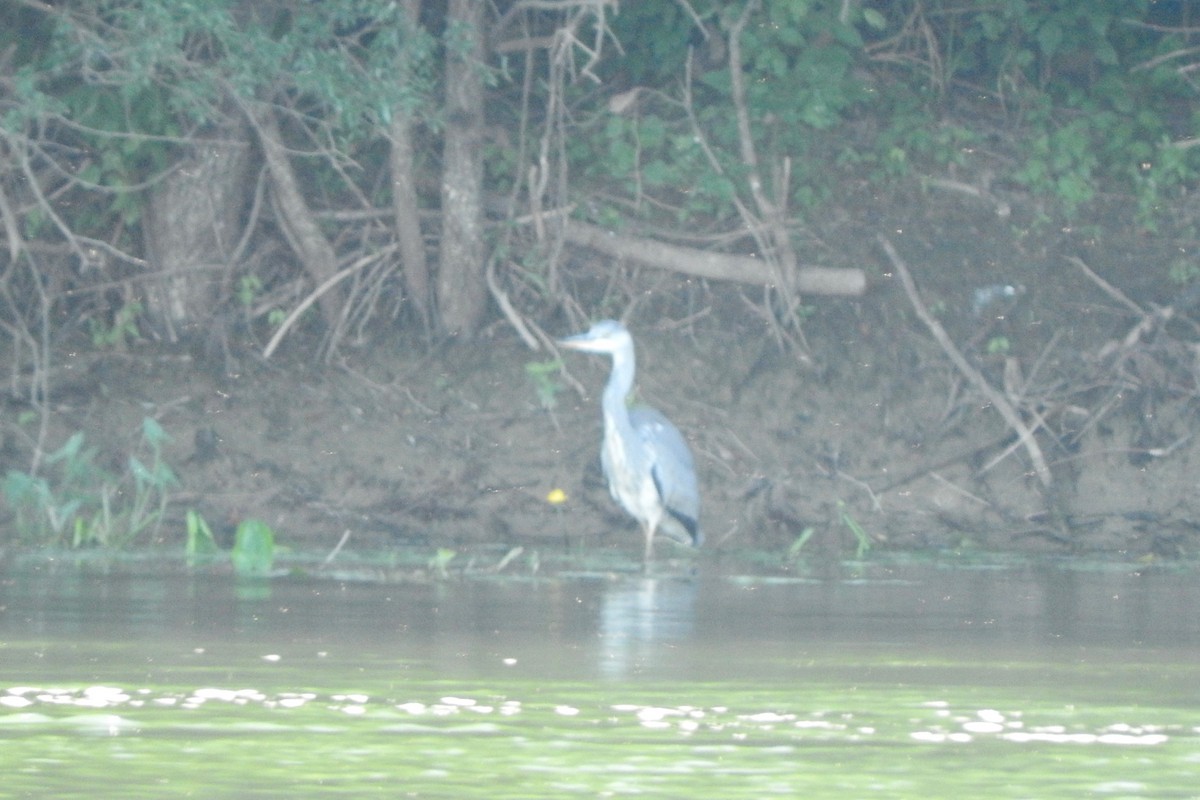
[557,319,632,356]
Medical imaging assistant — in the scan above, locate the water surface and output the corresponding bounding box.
[1,557,1197,798]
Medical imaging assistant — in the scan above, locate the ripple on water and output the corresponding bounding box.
[0,684,1187,755]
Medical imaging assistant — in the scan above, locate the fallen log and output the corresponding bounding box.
[564,220,867,296]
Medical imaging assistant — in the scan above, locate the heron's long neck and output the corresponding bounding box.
[603,348,636,431]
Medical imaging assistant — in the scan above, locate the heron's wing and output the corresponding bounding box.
[629,406,701,545]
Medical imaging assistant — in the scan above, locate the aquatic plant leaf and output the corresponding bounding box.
[129,456,153,486]
[3,470,43,505]
[232,519,276,576]
[47,432,85,465]
[185,509,221,566]
[130,455,179,490]
[141,416,171,447]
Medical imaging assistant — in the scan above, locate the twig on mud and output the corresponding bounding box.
[1050,433,1193,466]
[879,234,1053,488]
[875,433,1013,493]
[923,176,1011,218]
[712,521,740,548]
[1065,255,1144,315]
[323,528,352,566]
[833,468,883,513]
[262,247,392,360]
[486,256,540,350]
[491,546,525,573]
[929,472,991,507]
[1022,329,1063,394]
[401,385,437,416]
[1062,385,1127,450]
[1070,253,1189,367]
[977,428,1035,479]
[708,427,754,477]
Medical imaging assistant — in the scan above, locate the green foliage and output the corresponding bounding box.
[428,547,456,579]
[525,359,564,411]
[236,276,262,308]
[868,92,978,180]
[5,0,1200,336]
[873,0,1197,221]
[1134,134,1200,231]
[231,519,276,576]
[187,510,279,576]
[575,0,1200,229]
[3,433,92,543]
[573,0,873,224]
[837,499,871,559]
[236,275,287,328]
[602,2,696,84]
[986,336,1012,355]
[90,300,143,349]
[785,526,815,564]
[2,417,178,548]
[2,0,437,240]
[185,509,221,567]
[1168,257,1200,286]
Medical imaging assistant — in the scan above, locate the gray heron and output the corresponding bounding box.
[559,320,701,562]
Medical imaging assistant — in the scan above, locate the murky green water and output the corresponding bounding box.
[1,558,1198,798]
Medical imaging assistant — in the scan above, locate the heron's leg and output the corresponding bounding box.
[642,523,655,565]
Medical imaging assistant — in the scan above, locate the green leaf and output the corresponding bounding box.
[232,519,276,576]
[861,8,886,30]
[185,509,221,565]
[129,456,152,486]
[986,336,1011,355]
[47,432,85,465]
[428,547,457,578]
[142,416,170,447]
[1036,21,1063,57]
[786,527,815,561]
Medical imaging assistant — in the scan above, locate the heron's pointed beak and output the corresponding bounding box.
[558,334,600,353]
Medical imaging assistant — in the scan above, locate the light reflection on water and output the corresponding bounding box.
[0,682,1177,748]
[599,576,697,679]
[6,560,1200,659]
[1,559,1198,797]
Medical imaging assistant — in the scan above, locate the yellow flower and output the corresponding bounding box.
[546,488,568,505]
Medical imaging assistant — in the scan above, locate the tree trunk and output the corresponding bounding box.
[247,105,342,328]
[142,129,251,341]
[390,0,431,335]
[436,0,486,338]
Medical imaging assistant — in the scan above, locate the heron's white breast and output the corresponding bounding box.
[601,424,661,528]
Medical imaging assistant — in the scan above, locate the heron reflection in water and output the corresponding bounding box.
[599,576,699,680]
[559,320,701,563]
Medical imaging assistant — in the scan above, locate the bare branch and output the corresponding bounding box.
[568,220,865,295]
[238,99,341,328]
[879,234,1052,489]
